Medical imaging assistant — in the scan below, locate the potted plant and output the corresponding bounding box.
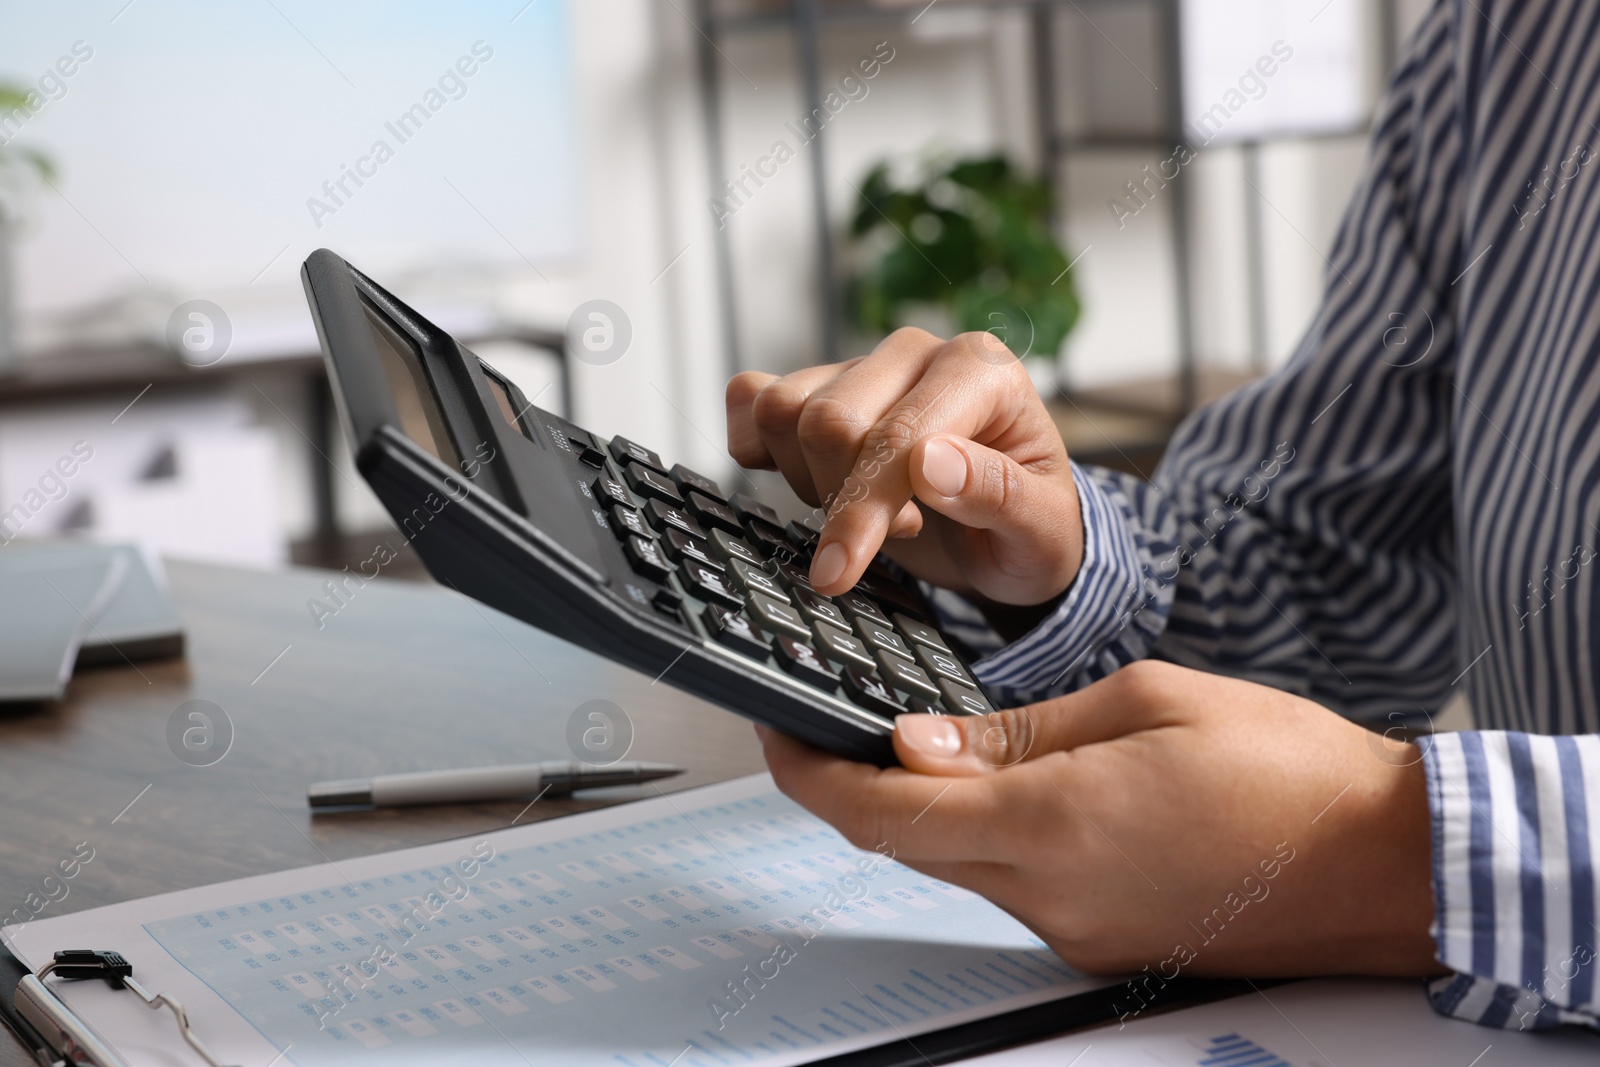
[0,83,56,371]
[844,154,1079,386]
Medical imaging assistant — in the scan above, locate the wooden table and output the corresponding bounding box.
[0,560,766,1066]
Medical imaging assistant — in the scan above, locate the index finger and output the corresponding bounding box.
[759,726,1004,863]
[808,336,1035,593]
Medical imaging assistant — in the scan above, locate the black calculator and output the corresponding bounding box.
[301,250,994,765]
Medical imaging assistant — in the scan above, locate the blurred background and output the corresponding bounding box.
[0,0,1433,577]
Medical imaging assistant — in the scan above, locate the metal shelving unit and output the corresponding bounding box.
[692,0,1398,424]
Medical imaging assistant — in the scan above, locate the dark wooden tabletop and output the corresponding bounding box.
[0,559,766,1066]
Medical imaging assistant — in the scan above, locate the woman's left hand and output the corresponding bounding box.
[759,660,1444,979]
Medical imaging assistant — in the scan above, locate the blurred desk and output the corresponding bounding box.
[1051,368,1260,480]
[0,341,340,558]
[0,327,568,565]
[4,562,1594,1065]
[0,559,764,1067]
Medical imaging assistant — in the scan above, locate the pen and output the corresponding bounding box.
[307,760,684,809]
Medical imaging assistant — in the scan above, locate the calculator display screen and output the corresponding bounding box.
[362,302,461,470]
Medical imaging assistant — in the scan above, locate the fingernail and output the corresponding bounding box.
[896,714,962,756]
[921,438,967,497]
[810,541,848,587]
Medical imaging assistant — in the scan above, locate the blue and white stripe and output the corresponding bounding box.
[964,0,1600,1031]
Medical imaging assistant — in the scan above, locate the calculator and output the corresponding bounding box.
[301,250,995,765]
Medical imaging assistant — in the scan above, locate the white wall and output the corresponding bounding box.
[700,0,1430,393]
[341,0,1434,537]
[333,0,730,534]
[8,0,1434,550]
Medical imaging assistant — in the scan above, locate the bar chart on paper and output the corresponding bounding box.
[1191,1033,1295,1066]
[12,776,1112,1067]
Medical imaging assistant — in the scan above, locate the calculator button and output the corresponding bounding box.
[728,492,783,528]
[745,522,795,561]
[624,462,683,506]
[679,560,743,609]
[895,614,951,653]
[858,577,923,619]
[623,535,673,582]
[644,498,705,539]
[578,445,607,469]
[592,474,633,509]
[709,529,763,567]
[776,560,816,592]
[913,644,975,687]
[728,558,786,601]
[608,504,649,540]
[841,667,904,718]
[703,605,769,659]
[905,696,944,717]
[856,617,913,661]
[663,528,722,570]
[651,586,683,615]
[609,436,667,474]
[938,679,994,716]
[811,623,875,670]
[772,635,839,691]
[792,588,848,630]
[838,591,891,626]
[746,591,810,640]
[875,652,940,700]
[786,518,821,549]
[685,492,744,535]
[670,464,727,503]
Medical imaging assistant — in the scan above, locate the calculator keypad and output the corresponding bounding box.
[584,438,990,721]
[773,634,838,690]
[704,605,770,658]
[679,560,743,610]
[812,624,875,671]
[625,463,683,506]
[623,535,672,582]
[644,498,704,539]
[874,653,940,701]
[610,436,667,473]
[671,463,726,503]
[685,492,743,535]
[663,527,721,570]
[746,591,810,640]
[913,643,976,688]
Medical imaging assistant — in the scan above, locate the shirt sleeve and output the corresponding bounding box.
[1420,732,1600,1029]
[957,0,1599,1030]
[973,0,1465,724]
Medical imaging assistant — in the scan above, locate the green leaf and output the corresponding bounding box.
[0,82,58,181]
[844,152,1080,360]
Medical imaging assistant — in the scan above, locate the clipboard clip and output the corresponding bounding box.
[15,950,238,1067]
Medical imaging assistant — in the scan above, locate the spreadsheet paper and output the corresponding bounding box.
[7,774,1108,1067]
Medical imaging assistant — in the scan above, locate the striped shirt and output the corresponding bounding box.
[957,0,1600,1032]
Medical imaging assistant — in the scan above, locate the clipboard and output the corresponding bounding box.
[0,946,235,1066]
[0,939,1250,1067]
[0,776,1249,1067]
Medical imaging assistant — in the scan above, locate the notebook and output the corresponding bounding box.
[0,541,184,700]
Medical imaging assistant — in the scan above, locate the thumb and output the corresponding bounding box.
[907,435,1082,602]
[892,665,1177,774]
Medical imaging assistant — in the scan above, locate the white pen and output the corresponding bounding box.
[307,760,683,809]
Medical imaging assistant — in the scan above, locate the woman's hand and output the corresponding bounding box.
[759,660,1443,979]
[725,328,1082,605]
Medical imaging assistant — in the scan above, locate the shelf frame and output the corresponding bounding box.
[693,0,1401,420]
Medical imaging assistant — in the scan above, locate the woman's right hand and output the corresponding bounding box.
[725,327,1085,609]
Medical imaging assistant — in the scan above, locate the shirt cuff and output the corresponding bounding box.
[967,461,1172,706]
[1419,731,1600,1030]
